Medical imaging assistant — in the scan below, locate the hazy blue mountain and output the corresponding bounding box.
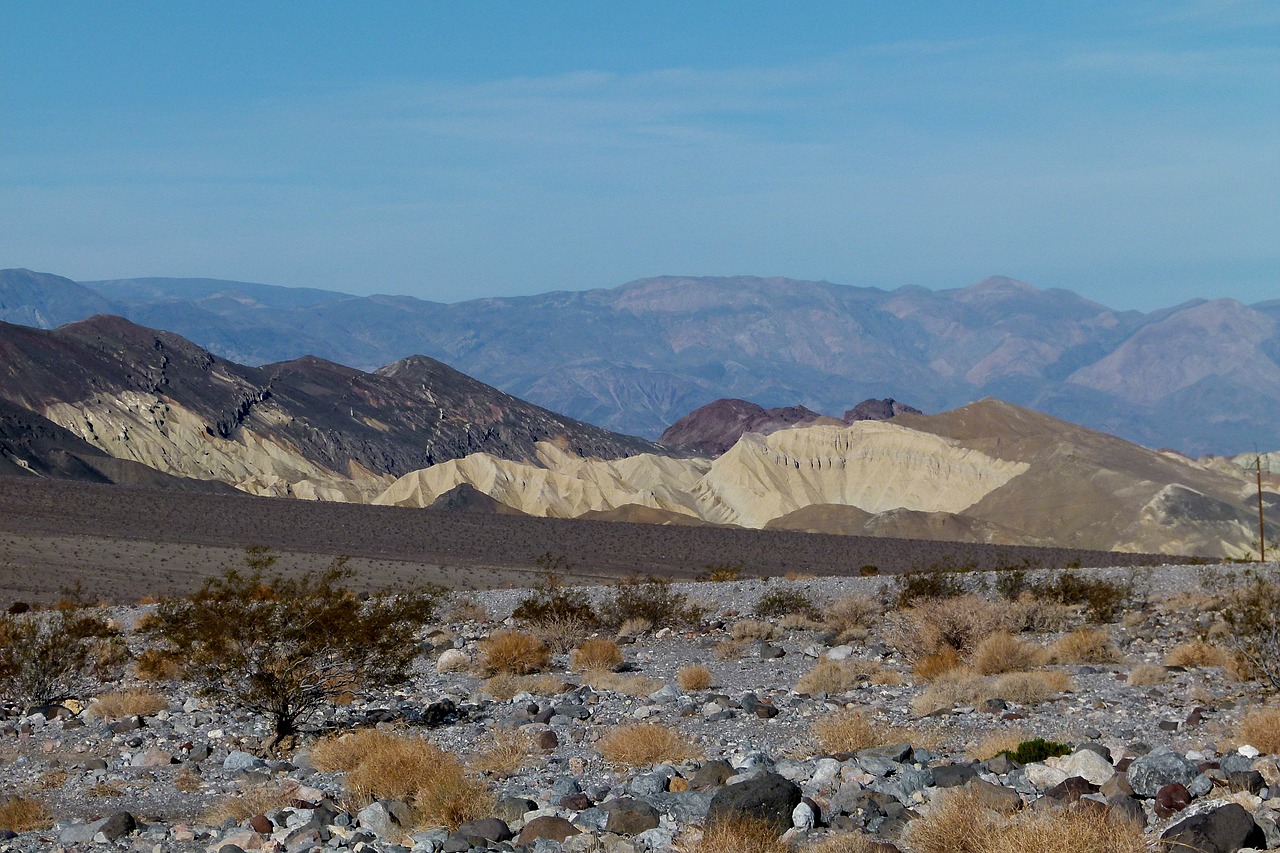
[0,268,120,328]
[4,269,1278,455]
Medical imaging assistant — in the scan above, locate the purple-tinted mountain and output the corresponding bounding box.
[4,268,1278,454]
[660,397,920,455]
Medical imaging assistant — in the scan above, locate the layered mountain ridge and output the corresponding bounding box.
[3,268,1278,454]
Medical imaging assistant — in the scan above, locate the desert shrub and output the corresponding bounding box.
[731,619,782,641]
[913,647,964,681]
[824,595,880,643]
[595,723,702,767]
[528,614,592,654]
[907,787,1144,853]
[0,795,52,832]
[1050,627,1122,664]
[1006,592,1074,634]
[999,571,1132,623]
[446,597,488,623]
[0,606,119,707]
[584,671,664,697]
[971,632,1048,675]
[1001,737,1071,764]
[968,728,1030,761]
[870,668,905,686]
[713,640,746,660]
[754,588,821,620]
[1237,707,1280,754]
[205,781,303,823]
[479,630,550,675]
[894,570,966,608]
[796,659,868,695]
[991,671,1071,704]
[802,832,880,853]
[89,688,167,719]
[858,564,880,577]
[479,673,567,701]
[1165,640,1229,668]
[1221,574,1280,691]
[600,575,704,630]
[811,709,886,753]
[677,664,714,691]
[1126,663,1167,685]
[700,563,743,582]
[469,729,533,776]
[884,595,1010,662]
[140,550,440,744]
[694,815,788,853]
[617,617,652,638]
[570,637,624,672]
[313,728,490,829]
[135,649,182,681]
[511,553,598,626]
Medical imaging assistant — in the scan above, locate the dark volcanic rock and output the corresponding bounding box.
[1159,803,1265,853]
[842,398,923,422]
[659,398,831,455]
[706,772,802,832]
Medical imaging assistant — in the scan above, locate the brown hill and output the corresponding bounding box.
[0,315,662,500]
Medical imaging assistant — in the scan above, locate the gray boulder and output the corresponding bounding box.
[706,772,802,832]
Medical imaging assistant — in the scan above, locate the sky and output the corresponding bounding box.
[1,2,1277,310]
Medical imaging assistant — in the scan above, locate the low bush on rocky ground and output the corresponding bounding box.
[4,561,1280,853]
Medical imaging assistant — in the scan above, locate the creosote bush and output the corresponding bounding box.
[884,595,1009,663]
[0,605,119,707]
[1050,628,1122,664]
[140,549,441,745]
[596,723,703,767]
[600,575,704,630]
[1222,574,1280,692]
[893,570,966,608]
[753,588,821,621]
[731,620,782,641]
[511,553,598,627]
[997,569,1133,623]
[824,595,880,644]
[480,630,551,675]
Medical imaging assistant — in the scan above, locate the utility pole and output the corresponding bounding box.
[1259,454,1268,563]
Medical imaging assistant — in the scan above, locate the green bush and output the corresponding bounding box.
[599,575,703,630]
[141,549,441,746]
[753,588,821,620]
[996,569,1132,623]
[1222,572,1280,691]
[1000,738,1072,765]
[512,553,598,626]
[894,570,966,608]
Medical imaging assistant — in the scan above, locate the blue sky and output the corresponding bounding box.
[1,2,1277,309]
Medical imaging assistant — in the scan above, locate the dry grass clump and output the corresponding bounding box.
[677,664,714,691]
[205,781,302,823]
[968,727,1030,761]
[469,729,533,777]
[780,613,826,631]
[617,617,652,638]
[85,782,124,798]
[911,669,1070,717]
[713,640,746,660]
[796,658,869,695]
[479,672,567,701]
[1126,663,1167,686]
[89,688,168,719]
[1050,628,1122,664]
[571,637,624,672]
[824,595,880,644]
[585,671,664,697]
[693,815,789,853]
[479,629,551,675]
[731,619,782,641]
[446,597,488,623]
[0,795,52,832]
[1238,707,1280,754]
[1165,640,1229,668]
[971,632,1049,675]
[134,648,182,681]
[800,831,880,853]
[528,615,593,654]
[907,788,1144,853]
[174,766,204,793]
[1006,593,1074,634]
[884,595,1010,662]
[870,668,905,687]
[913,647,964,682]
[596,723,703,767]
[311,729,491,829]
[812,709,885,754]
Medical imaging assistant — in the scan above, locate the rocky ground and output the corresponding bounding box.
[1,563,1279,852]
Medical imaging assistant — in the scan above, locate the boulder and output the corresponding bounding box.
[1127,749,1199,798]
[518,816,581,845]
[601,798,660,835]
[1160,803,1265,853]
[707,772,802,832]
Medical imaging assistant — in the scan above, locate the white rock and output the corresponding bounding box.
[435,648,470,674]
[792,802,815,831]
[1240,745,1262,759]
[1059,750,1115,785]
[1022,762,1069,789]
[826,645,855,661]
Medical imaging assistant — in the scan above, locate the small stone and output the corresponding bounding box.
[223,750,265,772]
[1154,783,1192,818]
[536,729,559,751]
[518,815,580,845]
[601,798,660,835]
[435,649,469,673]
[248,814,273,834]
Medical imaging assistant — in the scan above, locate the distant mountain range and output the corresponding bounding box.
[3,267,1279,454]
[0,314,658,500]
